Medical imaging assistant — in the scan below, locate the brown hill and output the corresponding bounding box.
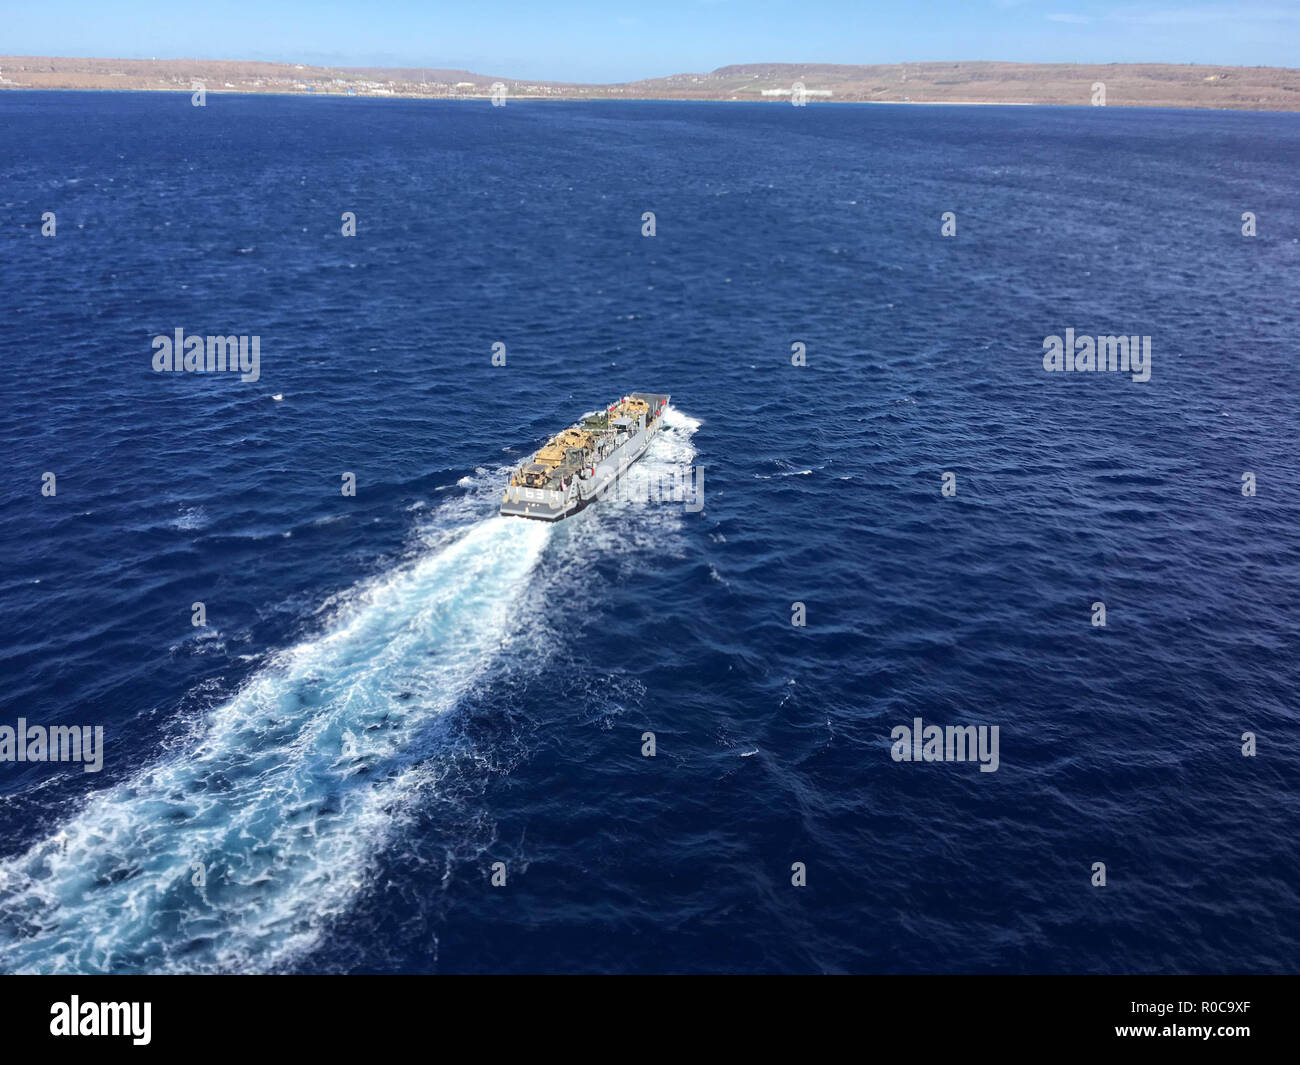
[2,56,1298,110]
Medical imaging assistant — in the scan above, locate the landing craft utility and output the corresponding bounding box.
[501,393,669,521]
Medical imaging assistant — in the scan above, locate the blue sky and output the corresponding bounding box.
[3,1,1297,81]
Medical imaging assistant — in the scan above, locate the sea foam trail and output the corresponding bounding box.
[0,516,550,973]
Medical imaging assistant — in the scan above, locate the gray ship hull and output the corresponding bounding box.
[500,392,669,522]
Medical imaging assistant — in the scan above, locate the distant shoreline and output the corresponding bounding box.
[3,57,1300,111]
[5,89,1298,114]
[0,87,1040,105]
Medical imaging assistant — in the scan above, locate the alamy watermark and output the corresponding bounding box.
[152,328,261,382]
[595,464,704,512]
[0,719,104,773]
[50,996,150,1045]
[1043,329,1151,382]
[890,716,1000,773]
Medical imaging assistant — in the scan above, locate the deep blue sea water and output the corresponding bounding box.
[0,92,1297,974]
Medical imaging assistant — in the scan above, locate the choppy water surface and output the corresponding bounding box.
[1,94,1297,972]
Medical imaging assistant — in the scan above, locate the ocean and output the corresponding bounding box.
[0,92,1297,973]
